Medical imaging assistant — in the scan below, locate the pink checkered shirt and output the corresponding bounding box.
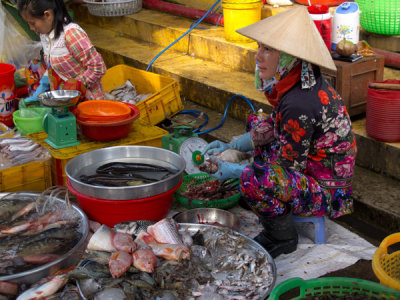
[41,23,106,99]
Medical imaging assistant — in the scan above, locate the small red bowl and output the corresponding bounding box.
[77,104,140,141]
[67,179,182,227]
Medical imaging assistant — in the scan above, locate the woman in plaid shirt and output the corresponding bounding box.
[18,0,106,103]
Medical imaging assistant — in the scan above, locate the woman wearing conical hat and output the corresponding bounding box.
[203,6,357,258]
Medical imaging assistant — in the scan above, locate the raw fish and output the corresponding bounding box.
[87,225,117,252]
[132,249,157,273]
[109,251,132,278]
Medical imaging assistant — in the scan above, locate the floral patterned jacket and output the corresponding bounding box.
[251,68,357,189]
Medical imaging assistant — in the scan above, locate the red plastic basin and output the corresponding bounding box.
[67,178,182,227]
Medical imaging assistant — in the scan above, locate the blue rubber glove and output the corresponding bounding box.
[209,156,247,181]
[24,76,50,103]
[203,132,253,155]
[203,140,230,155]
[230,132,253,152]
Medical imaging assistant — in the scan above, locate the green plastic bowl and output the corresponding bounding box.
[13,107,51,135]
[175,173,241,209]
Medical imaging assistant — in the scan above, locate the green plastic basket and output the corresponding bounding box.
[175,173,241,209]
[268,277,400,300]
[356,0,400,35]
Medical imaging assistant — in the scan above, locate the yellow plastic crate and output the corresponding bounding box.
[0,159,52,192]
[102,64,183,125]
[28,120,168,186]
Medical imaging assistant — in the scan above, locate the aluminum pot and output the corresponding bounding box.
[0,192,89,285]
[65,146,186,200]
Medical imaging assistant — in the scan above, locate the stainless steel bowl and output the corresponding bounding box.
[65,146,186,200]
[39,90,81,107]
[77,223,276,300]
[0,192,89,285]
[173,208,240,231]
[179,223,276,298]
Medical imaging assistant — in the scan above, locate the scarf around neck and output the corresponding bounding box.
[255,52,317,96]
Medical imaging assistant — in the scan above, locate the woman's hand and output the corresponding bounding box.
[209,156,246,181]
[202,133,253,156]
[202,140,230,155]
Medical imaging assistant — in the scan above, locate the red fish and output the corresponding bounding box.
[0,281,18,296]
[109,251,132,278]
[132,249,157,273]
[112,231,137,253]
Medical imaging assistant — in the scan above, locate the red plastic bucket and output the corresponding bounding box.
[67,178,182,227]
[0,63,16,127]
[308,5,332,51]
[366,80,400,143]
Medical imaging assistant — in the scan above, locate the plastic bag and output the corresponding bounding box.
[0,5,42,69]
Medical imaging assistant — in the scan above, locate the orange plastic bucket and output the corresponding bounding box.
[0,63,17,127]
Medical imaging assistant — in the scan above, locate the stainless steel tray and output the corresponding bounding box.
[77,223,276,299]
[0,192,89,285]
[179,223,277,298]
[65,146,185,200]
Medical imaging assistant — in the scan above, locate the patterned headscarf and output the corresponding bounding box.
[255,52,316,94]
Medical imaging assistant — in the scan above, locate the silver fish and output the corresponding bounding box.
[146,218,184,245]
[16,274,68,300]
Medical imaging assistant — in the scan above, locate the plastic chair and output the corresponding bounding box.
[292,216,326,244]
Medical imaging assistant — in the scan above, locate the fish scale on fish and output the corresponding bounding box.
[113,220,155,236]
[146,218,184,245]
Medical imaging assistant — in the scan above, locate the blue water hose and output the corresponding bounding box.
[176,94,255,135]
[176,110,209,133]
[197,94,255,135]
[146,0,222,71]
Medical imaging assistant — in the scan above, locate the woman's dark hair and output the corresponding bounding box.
[17,0,72,39]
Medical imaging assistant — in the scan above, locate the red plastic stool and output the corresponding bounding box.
[292,216,326,244]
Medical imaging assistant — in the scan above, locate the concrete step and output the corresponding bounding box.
[73,5,257,73]
[76,21,267,121]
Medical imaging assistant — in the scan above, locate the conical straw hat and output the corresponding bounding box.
[237,6,336,71]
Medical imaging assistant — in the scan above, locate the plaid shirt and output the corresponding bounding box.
[41,23,106,99]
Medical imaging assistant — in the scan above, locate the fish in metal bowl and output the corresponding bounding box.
[0,187,89,296]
